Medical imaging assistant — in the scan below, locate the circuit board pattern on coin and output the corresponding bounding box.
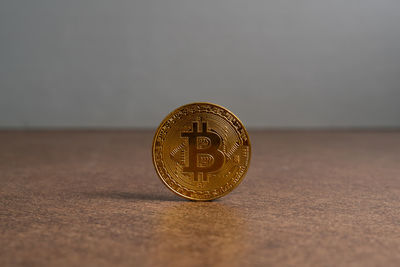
[152,103,251,201]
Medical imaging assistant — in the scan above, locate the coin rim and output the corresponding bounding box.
[152,102,251,201]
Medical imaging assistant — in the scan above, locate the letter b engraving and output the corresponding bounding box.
[181,122,224,181]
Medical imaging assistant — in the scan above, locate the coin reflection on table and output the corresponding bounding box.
[147,203,247,266]
[152,103,251,201]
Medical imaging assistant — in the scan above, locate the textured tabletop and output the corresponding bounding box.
[1,130,400,267]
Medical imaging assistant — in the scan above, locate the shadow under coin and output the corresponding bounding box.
[82,191,185,202]
[147,202,248,267]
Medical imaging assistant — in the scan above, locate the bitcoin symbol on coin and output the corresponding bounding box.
[152,102,251,201]
[181,121,224,182]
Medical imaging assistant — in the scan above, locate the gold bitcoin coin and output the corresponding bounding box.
[152,102,251,201]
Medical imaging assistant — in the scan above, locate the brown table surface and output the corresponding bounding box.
[1,130,400,267]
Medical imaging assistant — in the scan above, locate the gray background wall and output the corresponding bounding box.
[1,0,399,128]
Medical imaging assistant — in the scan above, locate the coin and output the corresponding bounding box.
[152,102,251,201]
